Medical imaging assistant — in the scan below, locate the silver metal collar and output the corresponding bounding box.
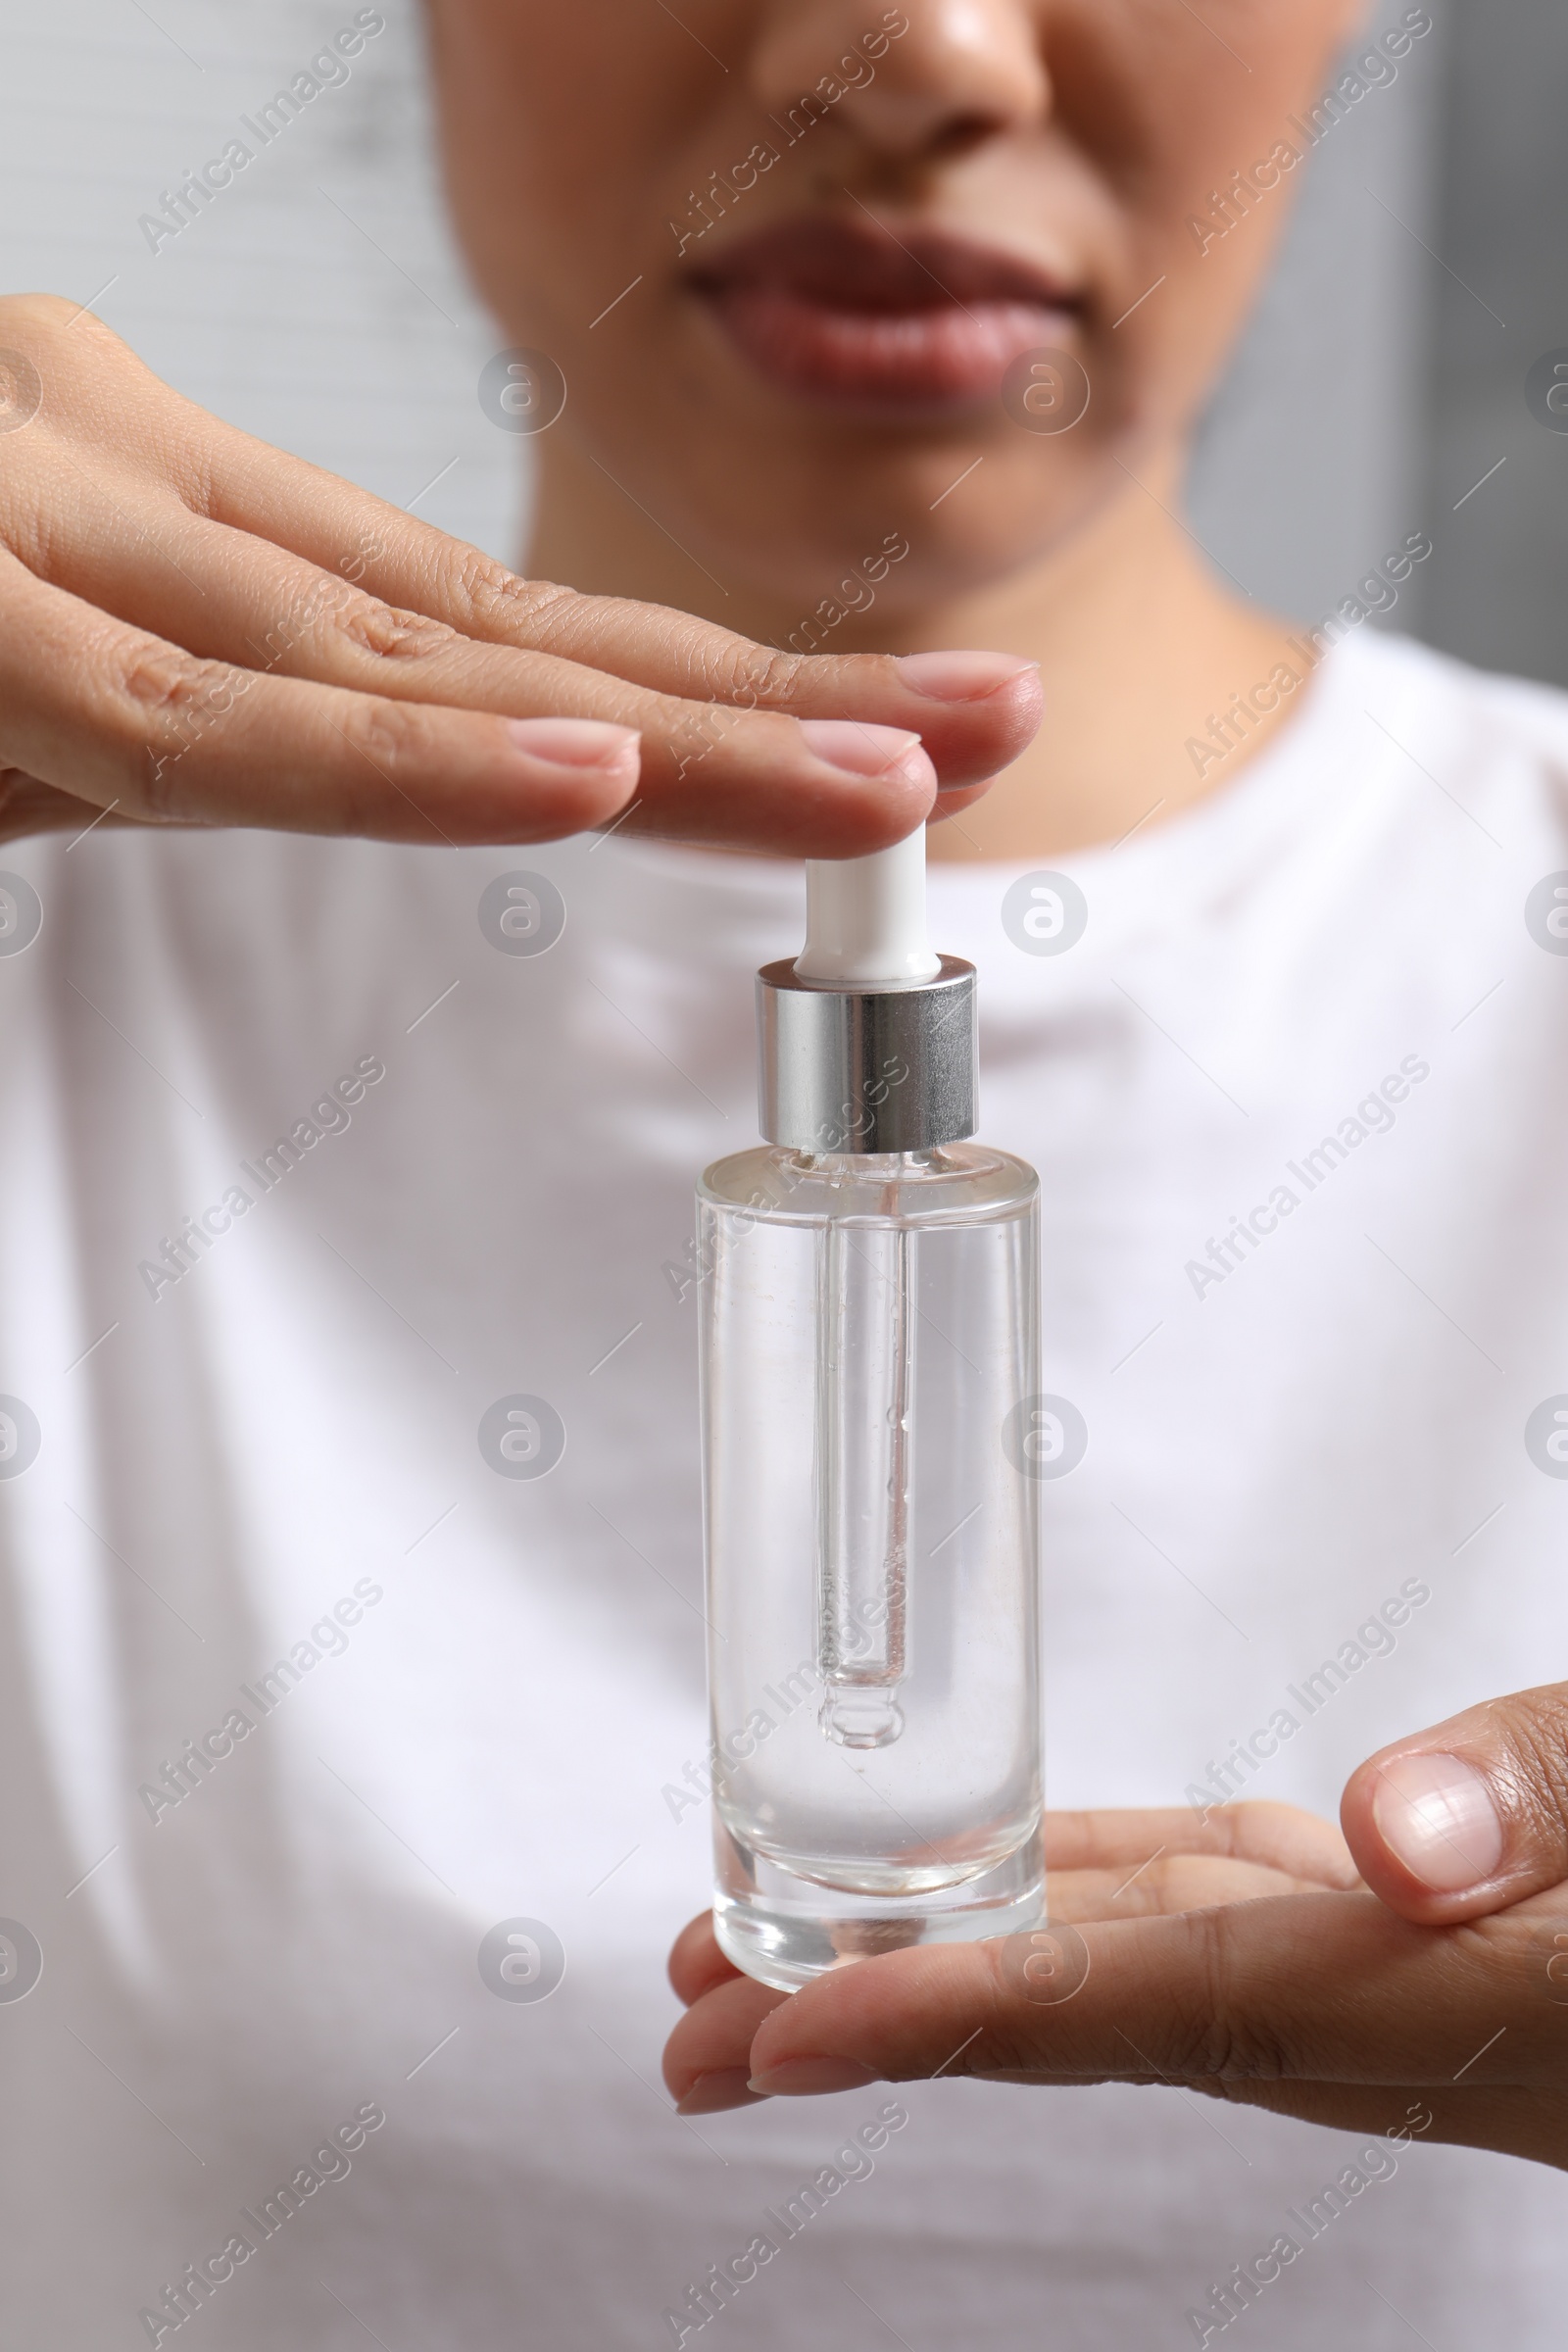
[756,956,977,1154]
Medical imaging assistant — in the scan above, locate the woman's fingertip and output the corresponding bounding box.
[675,2069,763,2116]
[894,650,1040,704]
[746,2058,879,2097]
[797,718,935,789]
[1369,1753,1505,1894]
[505,715,641,771]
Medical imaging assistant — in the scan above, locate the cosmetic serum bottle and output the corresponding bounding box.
[698,829,1045,1990]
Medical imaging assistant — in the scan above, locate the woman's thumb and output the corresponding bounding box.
[1342,1681,1568,1924]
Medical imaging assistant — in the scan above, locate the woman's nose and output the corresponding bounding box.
[749,1,1050,158]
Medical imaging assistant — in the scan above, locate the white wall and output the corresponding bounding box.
[1416,0,1568,688]
[2,0,519,559]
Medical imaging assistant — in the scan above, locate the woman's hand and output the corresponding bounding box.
[0,297,1040,852]
[663,1799,1363,2113]
[662,1689,1568,2171]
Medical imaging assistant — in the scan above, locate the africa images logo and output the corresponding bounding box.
[1525,1397,1568,1478]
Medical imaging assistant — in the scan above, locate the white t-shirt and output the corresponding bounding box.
[2,626,1565,2347]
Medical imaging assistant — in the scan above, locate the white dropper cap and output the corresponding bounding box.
[794,828,942,988]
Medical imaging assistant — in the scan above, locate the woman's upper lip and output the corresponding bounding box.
[685,215,1082,315]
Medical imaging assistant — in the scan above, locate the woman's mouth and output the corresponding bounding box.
[686,217,1083,414]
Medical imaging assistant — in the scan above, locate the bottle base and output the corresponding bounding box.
[712,1820,1046,1991]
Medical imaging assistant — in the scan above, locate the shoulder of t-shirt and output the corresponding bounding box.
[1339,628,1568,825]
[1350,627,1568,762]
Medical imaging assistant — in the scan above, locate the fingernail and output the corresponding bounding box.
[746,2058,879,2097]
[675,2069,762,2117]
[506,717,640,768]
[797,719,930,782]
[895,651,1040,702]
[1372,1753,1505,1892]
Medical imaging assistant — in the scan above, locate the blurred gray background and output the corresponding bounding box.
[2,0,1563,680]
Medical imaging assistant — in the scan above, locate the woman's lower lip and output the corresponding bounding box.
[695,285,1079,410]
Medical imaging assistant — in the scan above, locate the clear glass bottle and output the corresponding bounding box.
[696,837,1044,1990]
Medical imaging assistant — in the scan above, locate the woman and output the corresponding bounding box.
[0,1,1562,2345]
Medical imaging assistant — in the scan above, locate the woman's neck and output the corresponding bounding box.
[526,442,1307,863]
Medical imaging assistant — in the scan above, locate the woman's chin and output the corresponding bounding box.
[676,476,1102,622]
